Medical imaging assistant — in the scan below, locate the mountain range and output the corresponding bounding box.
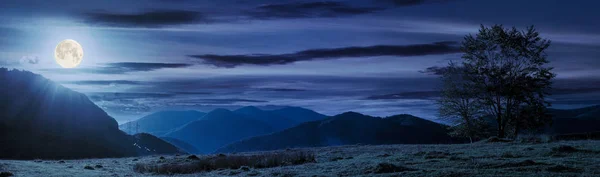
[0,68,182,159]
[3,68,600,159]
[549,105,600,134]
[119,110,206,136]
[215,112,458,153]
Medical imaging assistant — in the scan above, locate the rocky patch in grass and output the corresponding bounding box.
[552,145,578,153]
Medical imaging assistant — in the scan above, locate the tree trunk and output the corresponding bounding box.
[497,114,504,138]
[514,122,520,139]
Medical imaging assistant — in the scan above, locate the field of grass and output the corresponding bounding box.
[1,140,600,176]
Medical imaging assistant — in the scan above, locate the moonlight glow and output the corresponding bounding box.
[54,39,84,68]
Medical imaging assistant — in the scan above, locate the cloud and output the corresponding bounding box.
[81,10,212,27]
[245,1,382,19]
[104,62,192,72]
[72,1,459,28]
[63,80,143,85]
[190,41,461,68]
[19,55,39,65]
[366,91,440,100]
[44,62,192,74]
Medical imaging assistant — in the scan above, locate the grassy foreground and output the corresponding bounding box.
[1,140,600,176]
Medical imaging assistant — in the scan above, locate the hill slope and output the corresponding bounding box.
[216,112,457,153]
[160,137,200,154]
[119,110,205,136]
[0,69,181,159]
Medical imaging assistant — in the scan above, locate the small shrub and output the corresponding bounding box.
[552,145,578,153]
[132,159,139,162]
[95,165,103,168]
[0,171,14,177]
[159,156,165,160]
[84,165,94,170]
[486,137,511,143]
[228,171,241,175]
[247,171,260,176]
[449,156,469,161]
[501,152,521,158]
[377,154,391,158]
[58,160,66,163]
[239,166,250,171]
[187,155,199,160]
[330,157,344,161]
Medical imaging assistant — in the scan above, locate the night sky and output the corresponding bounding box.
[1,0,599,123]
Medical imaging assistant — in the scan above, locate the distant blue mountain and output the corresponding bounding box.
[165,108,275,154]
[0,68,183,159]
[234,106,297,131]
[216,112,458,153]
[120,110,206,136]
[130,106,327,154]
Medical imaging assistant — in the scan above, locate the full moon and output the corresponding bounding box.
[54,39,84,68]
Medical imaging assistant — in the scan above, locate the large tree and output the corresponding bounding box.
[460,25,555,138]
[438,62,488,143]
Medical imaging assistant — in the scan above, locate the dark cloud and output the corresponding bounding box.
[44,62,192,74]
[190,41,461,68]
[366,91,440,100]
[381,0,454,6]
[177,98,268,104]
[105,62,192,72]
[419,66,451,75]
[86,92,175,102]
[245,1,382,19]
[552,88,600,95]
[257,88,308,92]
[82,10,212,27]
[70,1,459,28]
